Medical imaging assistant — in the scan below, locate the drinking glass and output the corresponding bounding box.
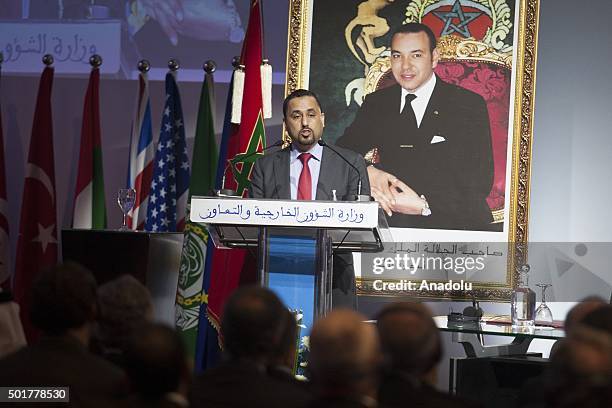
[535,283,553,324]
[117,188,136,231]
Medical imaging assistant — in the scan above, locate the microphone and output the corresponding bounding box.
[217,139,285,197]
[317,140,372,201]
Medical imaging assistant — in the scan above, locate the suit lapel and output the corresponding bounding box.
[315,147,331,200]
[273,149,291,199]
[419,78,444,142]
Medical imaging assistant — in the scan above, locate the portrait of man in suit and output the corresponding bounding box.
[337,22,494,231]
[250,89,370,307]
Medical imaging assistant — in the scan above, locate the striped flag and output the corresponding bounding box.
[176,66,218,360]
[145,72,190,232]
[13,66,58,341]
[0,66,9,290]
[195,0,267,371]
[127,71,154,230]
[73,66,107,229]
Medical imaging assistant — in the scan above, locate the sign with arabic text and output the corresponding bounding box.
[1,21,120,74]
[190,197,379,229]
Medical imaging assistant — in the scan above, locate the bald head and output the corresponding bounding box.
[376,302,441,377]
[309,310,380,386]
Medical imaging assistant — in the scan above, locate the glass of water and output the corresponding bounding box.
[117,188,136,231]
[535,283,553,324]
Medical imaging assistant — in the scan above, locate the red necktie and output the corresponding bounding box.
[297,153,312,200]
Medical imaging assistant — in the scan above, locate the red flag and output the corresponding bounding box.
[206,0,267,331]
[13,66,58,341]
[0,77,9,290]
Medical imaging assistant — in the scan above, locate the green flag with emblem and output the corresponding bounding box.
[175,65,217,358]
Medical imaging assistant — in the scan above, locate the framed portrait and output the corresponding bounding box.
[284,0,540,300]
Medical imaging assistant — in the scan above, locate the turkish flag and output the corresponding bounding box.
[13,66,58,342]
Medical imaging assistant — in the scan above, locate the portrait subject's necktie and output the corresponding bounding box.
[297,153,312,200]
[402,93,418,130]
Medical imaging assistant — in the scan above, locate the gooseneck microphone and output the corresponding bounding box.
[317,140,372,201]
[218,139,285,196]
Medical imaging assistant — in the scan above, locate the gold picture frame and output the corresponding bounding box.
[284,0,540,301]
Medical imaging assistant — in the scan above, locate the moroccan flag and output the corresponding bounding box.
[145,72,190,232]
[0,68,9,290]
[73,67,107,229]
[195,0,267,371]
[13,66,58,341]
[127,71,154,230]
[176,67,218,359]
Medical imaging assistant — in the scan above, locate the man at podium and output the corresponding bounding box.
[250,89,370,308]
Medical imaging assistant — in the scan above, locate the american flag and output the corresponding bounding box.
[127,71,154,230]
[145,72,190,232]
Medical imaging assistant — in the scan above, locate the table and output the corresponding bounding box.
[434,315,565,358]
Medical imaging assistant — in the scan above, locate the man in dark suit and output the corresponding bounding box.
[190,286,311,408]
[376,302,481,408]
[0,262,127,406]
[250,89,371,308]
[308,309,382,408]
[338,23,494,230]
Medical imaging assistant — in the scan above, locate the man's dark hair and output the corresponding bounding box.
[283,89,323,118]
[390,23,437,52]
[124,323,187,399]
[97,274,153,349]
[221,286,291,361]
[375,302,441,376]
[30,262,98,335]
[581,304,612,335]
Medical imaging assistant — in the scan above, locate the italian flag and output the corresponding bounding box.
[73,67,107,229]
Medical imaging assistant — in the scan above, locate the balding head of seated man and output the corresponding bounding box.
[221,285,296,365]
[308,309,382,407]
[190,286,310,408]
[375,302,481,408]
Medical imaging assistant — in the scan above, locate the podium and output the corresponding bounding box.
[190,196,391,336]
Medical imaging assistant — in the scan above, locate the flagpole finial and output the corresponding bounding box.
[231,56,241,68]
[203,60,216,74]
[42,54,54,66]
[168,59,180,71]
[137,59,151,73]
[89,54,103,68]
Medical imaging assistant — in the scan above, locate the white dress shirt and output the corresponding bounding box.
[399,74,437,128]
[289,142,323,200]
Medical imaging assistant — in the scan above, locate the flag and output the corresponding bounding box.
[0,67,9,290]
[73,67,107,229]
[13,66,58,341]
[127,71,154,230]
[176,67,218,359]
[195,0,267,371]
[145,72,190,232]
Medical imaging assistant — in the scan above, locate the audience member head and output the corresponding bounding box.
[269,307,298,369]
[309,310,381,397]
[96,275,153,350]
[29,262,98,342]
[564,295,606,335]
[124,322,189,399]
[567,305,612,377]
[375,302,442,385]
[221,286,292,364]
